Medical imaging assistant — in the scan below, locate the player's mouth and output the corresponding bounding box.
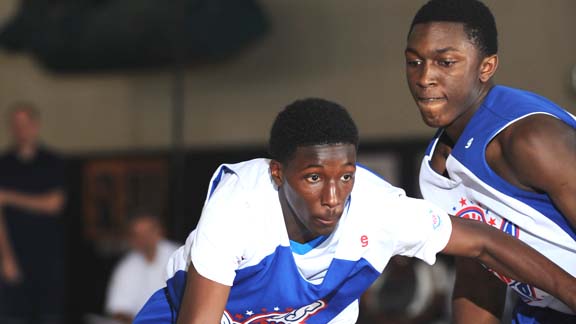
[417,96,446,103]
[316,218,336,226]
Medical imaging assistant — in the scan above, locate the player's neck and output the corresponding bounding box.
[445,83,494,143]
[278,189,315,244]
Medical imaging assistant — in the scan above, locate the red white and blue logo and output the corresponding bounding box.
[454,197,486,222]
[454,197,538,300]
[222,300,327,324]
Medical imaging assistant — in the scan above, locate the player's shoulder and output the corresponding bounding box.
[212,158,271,190]
[224,158,271,186]
[206,158,271,200]
[501,113,574,157]
[353,164,405,199]
[203,158,278,229]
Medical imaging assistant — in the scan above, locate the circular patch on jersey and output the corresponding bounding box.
[455,205,486,223]
[431,211,442,229]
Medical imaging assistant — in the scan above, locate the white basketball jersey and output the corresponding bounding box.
[166,158,453,323]
[419,85,576,314]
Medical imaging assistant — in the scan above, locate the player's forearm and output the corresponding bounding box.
[177,263,231,324]
[1,190,65,215]
[475,223,576,311]
[445,217,576,312]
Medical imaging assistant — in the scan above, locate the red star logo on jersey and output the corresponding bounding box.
[459,197,467,207]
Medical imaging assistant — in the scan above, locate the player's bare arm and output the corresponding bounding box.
[451,257,506,324]
[443,216,576,312]
[176,263,231,324]
[499,114,576,228]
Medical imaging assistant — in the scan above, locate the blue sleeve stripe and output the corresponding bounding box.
[208,166,234,200]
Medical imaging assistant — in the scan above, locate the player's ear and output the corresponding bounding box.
[479,54,498,83]
[269,160,284,187]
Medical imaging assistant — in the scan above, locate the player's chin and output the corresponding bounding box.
[311,219,338,236]
[419,112,445,128]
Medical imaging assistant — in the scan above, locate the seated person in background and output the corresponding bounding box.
[105,213,179,324]
[134,98,576,324]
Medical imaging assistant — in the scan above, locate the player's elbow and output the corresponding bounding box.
[444,217,490,259]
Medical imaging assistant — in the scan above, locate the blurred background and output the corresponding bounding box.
[0,0,573,323]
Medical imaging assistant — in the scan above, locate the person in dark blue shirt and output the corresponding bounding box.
[0,103,67,324]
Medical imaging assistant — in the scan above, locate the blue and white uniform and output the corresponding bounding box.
[419,85,576,320]
[135,158,452,324]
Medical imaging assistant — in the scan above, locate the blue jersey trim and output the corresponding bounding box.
[512,300,576,323]
[208,165,234,199]
[356,163,387,181]
[290,235,328,255]
[451,85,576,242]
[165,245,381,323]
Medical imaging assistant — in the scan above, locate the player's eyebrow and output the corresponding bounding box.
[303,161,355,169]
[435,46,460,54]
[405,46,460,55]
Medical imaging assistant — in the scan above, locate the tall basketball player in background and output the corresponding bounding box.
[405,1,576,323]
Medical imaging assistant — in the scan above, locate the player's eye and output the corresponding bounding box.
[438,60,456,67]
[406,59,422,67]
[305,174,321,183]
[341,173,353,182]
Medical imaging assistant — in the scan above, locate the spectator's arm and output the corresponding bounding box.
[0,189,65,216]
[0,211,21,283]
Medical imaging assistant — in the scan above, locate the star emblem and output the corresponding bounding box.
[246,310,254,316]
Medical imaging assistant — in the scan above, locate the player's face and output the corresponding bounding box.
[272,143,356,243]
[405,22,496,132]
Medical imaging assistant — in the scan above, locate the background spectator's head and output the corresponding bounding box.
[127,213,164,261]
[8,102,41,149]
